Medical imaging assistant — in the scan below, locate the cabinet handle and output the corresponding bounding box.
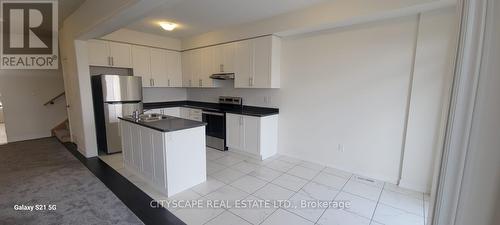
[168,79,170,87]
[189,79,192,87]
[111,57,114,66]
[153,79,155,86]
[249,77,253,87]
[108,56,111,66]
[150,78,153,86]
[199,79,202,87]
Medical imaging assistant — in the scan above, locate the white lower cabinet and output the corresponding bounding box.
[120,120,206,196]
[226,113,278,159]
[146,107,181,117]
[180,107,202,121]
[162,107,181,117]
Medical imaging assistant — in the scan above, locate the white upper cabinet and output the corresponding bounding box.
[128,43,182,88]
[88,40,110,66]
[234,36,280,88]
[182,47,220,88]
[213,43,235,73]
[87,40,132,68]
[150,48,169,87]
[132,46,152,87]
[182,51,193,87]
[234,39,254,88]
[109,42,132,68]
[166,51,183,87]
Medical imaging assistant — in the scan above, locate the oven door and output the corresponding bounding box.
[202,111,226,151]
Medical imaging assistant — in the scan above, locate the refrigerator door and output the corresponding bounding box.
[104,102,143,153]
[101,75,142,102]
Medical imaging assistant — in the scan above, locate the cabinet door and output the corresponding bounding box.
[131,124,142,171]
[148,108,162,114]
[253,36,272,88]
[213,45,223,73]
[140,126,154,179]
[87,40,110,66]
[201,47,215,87]
[120,121,132,165]
[180,107,190,119]
[226,113,243,150]
[150,48,168,87]
[243,115,260,154]
[182,51,193,87]
[152,129,166,188]
[167,51,183,87]
[132,46,151,87]
[234,39,254,88]
[162,107,180,117]
[221,42,235,72]
[109,42,132,68]
[191,49,203,87]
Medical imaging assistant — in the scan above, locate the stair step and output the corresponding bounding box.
[54,128,71,143]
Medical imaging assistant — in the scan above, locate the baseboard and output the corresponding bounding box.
[399,178,430,193]
[8,134,52,143]
[278,152,400,185]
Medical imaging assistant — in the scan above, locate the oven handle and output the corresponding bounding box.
[202,111,225,116]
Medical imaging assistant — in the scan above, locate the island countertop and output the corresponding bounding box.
[143,101,279,117]
[119,115,206,132]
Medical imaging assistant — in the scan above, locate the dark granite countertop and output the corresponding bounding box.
[119,115,206,133]
[143,101,279,117]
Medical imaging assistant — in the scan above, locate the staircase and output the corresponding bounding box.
[52,119,71,143]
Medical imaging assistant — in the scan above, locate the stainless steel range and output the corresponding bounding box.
[202,96,242,151]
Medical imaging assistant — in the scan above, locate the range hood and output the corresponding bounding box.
[210,73,235,80]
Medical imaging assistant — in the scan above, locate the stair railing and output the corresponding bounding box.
[43,92,65,106]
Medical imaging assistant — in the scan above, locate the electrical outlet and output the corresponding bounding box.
[338,144,344,152]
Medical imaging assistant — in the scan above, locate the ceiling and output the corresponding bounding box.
[125,0,327,38]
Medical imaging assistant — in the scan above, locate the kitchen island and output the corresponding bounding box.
[119,114,207,197]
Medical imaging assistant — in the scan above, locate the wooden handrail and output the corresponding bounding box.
[43,92,65,106]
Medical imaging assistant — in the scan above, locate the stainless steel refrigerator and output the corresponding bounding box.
[91,75,143,154]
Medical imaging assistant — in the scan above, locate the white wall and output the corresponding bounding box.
[102,28,181,50]
[188,9,456,187]
[0,70,67,142]
[399,8,457,192]
[190,16,418,183]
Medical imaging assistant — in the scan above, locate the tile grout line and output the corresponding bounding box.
[422,193,426,225]
[255,160,305,225]
[278,166,331,224]
[313,173,353,225]
[369,182,386,224]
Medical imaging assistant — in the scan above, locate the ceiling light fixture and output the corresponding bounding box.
[159,22,177,31]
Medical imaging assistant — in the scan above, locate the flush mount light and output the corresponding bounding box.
[159,22,177,31]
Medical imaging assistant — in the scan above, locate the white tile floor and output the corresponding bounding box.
[99,148,430,225]
[0,123,7,145]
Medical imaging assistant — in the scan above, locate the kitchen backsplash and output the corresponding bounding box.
[187,81,280,108]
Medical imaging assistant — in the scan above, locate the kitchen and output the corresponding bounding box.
[63,1,459,224]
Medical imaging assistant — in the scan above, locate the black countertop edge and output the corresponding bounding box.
[143,101,279,117]
[119,116,206,133]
